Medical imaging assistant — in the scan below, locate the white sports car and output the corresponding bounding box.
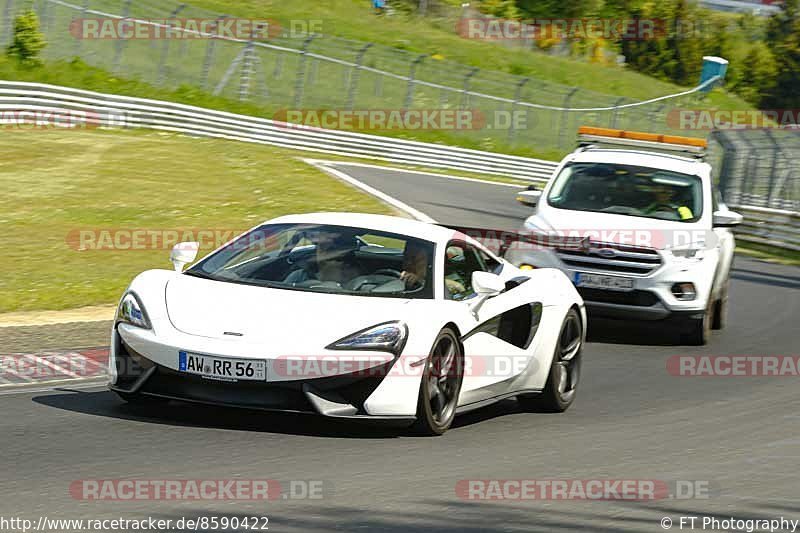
[109,213,586,435]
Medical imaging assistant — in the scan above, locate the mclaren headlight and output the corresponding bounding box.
[327,321,408,356]
[116,292,151,329]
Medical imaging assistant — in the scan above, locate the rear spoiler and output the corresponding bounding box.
[441,225,589,256]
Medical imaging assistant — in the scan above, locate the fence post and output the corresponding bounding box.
[557,87,579,149]
[419,0,429,16]
[293,34,317,108]
[609,97,626,129]
[157,3,186,86]
[346,42,372,110]
[201,15,227,91]
[508,77,529,144]
[238,40,255,101]
[73,0,90,57]
[460,67,478,109]
[403,54,426,110]
[763,129,783,206]
[711,130,736,204]
[112,0,132,71]
[2,0,14,48]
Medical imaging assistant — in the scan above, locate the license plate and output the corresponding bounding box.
[178,351,266,382]
[573,272,634,292]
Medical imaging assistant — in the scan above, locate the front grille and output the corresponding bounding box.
[556,241,662,275]
[578,288,659,307]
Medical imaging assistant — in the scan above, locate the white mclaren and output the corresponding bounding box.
[109,213,586,435]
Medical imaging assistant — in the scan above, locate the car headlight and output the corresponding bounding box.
[668,246,705,261]
[116,292,151,329]
[327,321,408,356]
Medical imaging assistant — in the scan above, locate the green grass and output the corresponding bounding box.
[0,128,392,312]
[735,243,800,267]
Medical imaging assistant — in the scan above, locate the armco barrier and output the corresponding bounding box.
[1,81,798,252]
[0,80,557,182]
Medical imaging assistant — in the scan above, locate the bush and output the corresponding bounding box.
[6,11,46,66]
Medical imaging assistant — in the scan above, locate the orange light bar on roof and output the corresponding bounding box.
[577,126,707,149]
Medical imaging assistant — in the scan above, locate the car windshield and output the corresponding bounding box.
[186,223,435,299]
[546,163,703,222]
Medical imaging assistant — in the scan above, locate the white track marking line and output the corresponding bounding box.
[304,159,436,223]
[303,158,528,189]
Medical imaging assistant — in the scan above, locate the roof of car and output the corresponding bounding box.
[567,148,711,177]
[266,212,456,243]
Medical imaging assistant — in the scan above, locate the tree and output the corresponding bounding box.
[6,11,46,66]
[764,0,800,107]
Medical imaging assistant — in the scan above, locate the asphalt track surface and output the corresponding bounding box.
[2,163,799,532]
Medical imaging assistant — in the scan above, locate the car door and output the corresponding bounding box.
[443,241,544,403]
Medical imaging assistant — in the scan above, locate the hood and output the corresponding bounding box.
[525,208,711,250]
[165,274,412,347]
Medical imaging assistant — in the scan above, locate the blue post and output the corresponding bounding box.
[699,56,728,93]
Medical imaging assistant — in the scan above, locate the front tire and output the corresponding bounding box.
[711,284,728,330]
[681,296,714,345]
[518,307,583,413]
[413,328,464,436]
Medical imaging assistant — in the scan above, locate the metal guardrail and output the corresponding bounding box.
[734,206,800,252]
[2,81,798,253]
[0,80,558,181]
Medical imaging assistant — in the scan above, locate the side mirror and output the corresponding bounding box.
[170,242,199,272]
[468,271,505,318]
[472,271,505,296]
[712,210,743,228]
[516,188,542,208]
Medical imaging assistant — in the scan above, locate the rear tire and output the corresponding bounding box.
[412,328,464,436]
[518,308,583,413]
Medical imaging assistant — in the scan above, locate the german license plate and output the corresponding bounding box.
[178,351,266,382]
[573,272,634,292]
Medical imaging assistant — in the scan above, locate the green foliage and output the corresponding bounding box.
[477,0,520,19]
[6,11,46,66]
[764,0,800,107]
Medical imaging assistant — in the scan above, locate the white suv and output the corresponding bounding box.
[504,128,743,345]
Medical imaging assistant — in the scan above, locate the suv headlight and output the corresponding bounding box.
[327,321,408,356]
[116,292,151,329]
[668,245,705,261]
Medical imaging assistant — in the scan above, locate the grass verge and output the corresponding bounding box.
[0,128,392,312]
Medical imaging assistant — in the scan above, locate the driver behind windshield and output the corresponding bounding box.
[644,183,694,220]
[284,230,361,286]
